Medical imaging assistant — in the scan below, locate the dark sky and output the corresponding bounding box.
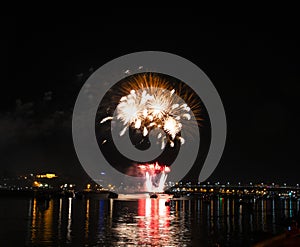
[1,14,299,185]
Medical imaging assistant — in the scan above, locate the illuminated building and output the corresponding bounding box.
[36,173,57,179]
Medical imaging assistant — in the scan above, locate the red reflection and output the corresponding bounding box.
[137,198,170,245]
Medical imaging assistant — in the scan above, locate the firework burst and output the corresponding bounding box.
[138,162,170,192]
[101,73,201,149]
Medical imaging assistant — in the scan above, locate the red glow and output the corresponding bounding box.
[138,162,171,173]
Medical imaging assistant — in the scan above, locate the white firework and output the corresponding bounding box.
[101,87,191,149]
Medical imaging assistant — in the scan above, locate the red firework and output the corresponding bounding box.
[138,162,171,174]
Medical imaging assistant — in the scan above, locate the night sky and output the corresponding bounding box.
[1,14,299,186]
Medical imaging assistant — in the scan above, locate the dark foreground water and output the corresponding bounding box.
[0,196,299,246]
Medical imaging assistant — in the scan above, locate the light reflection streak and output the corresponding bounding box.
[284,199,288,218]
[44,199,53,241]
[226,198,231,235]
[145,198,151,217]
[272,199,276,233]
[97,200,105,240]
[264,200,267,231]
[136,199,170,246]
[58,198,62,241]
[109,199,113,227]
[66,198,72,242]
[28,199,32,217]
[218,198,223,230]
[210,200,214,230]
[31,199,37,241]
[239,205,242,233]
[250,214,253,232]
[207,201,211,231]
[289,199,293,218]
[85,199,90,241]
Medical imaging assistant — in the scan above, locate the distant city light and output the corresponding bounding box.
[36,173,57,179]
[33,181,40,187]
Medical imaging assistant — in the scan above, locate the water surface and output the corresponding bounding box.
[0,196,298,246]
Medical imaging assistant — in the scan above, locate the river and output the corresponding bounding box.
[0,196,299,246]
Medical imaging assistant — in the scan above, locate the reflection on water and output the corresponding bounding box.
[0,196,299,246]
[30,197,54,244]
[119,199,171,245]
